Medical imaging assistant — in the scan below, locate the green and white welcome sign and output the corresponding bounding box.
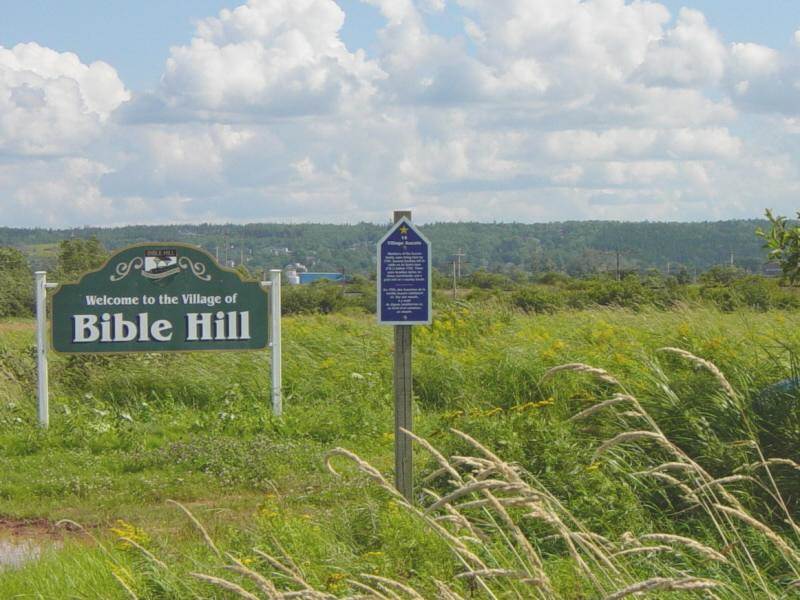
[51,244,269,353]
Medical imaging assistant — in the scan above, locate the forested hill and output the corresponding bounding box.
[0,220,771,276]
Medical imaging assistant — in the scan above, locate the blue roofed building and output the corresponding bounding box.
[298,272,345,285]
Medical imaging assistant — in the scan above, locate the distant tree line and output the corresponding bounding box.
[2,216,797,318]
[0,219,774,278]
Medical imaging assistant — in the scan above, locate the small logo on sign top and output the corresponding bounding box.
[109,248,212,282]
[143,249,179,279]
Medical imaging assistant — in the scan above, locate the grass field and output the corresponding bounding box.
[0,303,798,598]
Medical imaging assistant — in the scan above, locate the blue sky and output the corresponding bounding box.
[1,1,796,91]
[0,1,798,226]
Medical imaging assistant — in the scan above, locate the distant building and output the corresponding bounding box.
[285,263,306,285]
[298,272,345,285]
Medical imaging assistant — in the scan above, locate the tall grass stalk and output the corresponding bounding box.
[117,351,798,599]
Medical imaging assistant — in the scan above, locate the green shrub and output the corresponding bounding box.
[466,269,513,290]
[700,286,739,311]
[0,247,33,317]
[535,271,571,286]
[510,286,564,313]
[699,265,746,286]
[696,275,800,312]
[282,283,347,315]
[575,277,650,310]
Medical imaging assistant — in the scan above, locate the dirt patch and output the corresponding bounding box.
[0,518,64,539]
[0,518,69,572]
[0,320,34,334]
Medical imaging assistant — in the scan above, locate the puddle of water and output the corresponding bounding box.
[0,520,66,572]
[0,538,43,571]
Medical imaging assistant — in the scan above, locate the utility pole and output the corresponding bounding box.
[454,248,465,279]
[452,249,466,299]
[616,248,621,281]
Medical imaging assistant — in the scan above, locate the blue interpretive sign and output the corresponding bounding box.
[377,217,432,325]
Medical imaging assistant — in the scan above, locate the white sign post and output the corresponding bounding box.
[35,271,58,428]
[268,269,282,416]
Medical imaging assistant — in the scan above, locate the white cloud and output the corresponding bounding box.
[459,0,669,87]
[2,0,800,227]
[543,127,740,161]
[0,158,112,226]
[160,0,384,115]
[0,43,128,156]
[730,42,780,78]
[419,0,446,13]
[638,8,726,87]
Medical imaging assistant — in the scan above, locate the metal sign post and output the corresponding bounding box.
[269,269,282,416]
[35,271,58,428]
[377,211,432,501]
[34,245,283,427]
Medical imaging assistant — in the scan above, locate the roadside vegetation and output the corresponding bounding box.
[0,301,798,597]
[0,218,798,597]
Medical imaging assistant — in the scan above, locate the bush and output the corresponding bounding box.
[282,282,347,315]
[573,277,650,310]
[698,275,800,312]
[466,269,513,290]
[535,271,571,286]
[0,247,33,317]
[699,286,739,312]
[510,286,564,313]
[699,265,746,286]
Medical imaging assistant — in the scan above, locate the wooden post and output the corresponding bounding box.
[393,209,413,501]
